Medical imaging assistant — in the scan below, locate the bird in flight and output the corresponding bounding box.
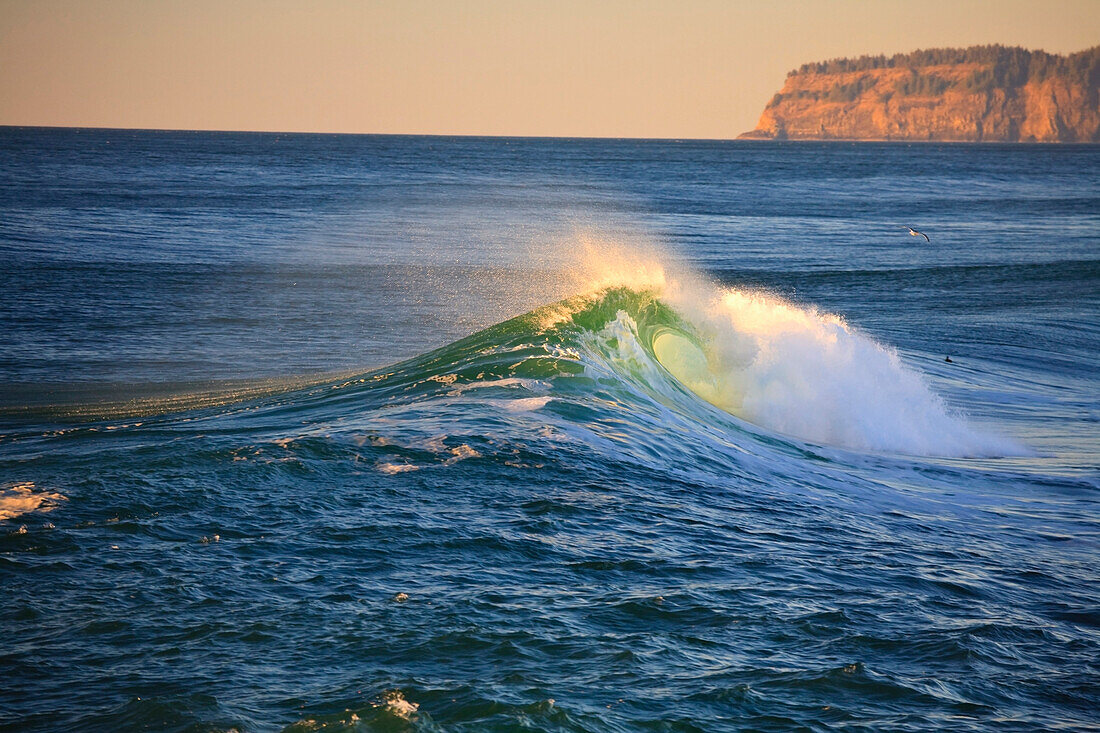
[904,226,930,242]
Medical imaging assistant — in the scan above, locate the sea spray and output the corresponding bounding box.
[554,237,1023,456]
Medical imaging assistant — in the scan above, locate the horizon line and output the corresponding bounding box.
[0,123,749,143]
[4,124,1098,145]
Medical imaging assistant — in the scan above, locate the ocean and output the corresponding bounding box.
[0,128,1097,731]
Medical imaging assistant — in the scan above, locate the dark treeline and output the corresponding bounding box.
[788,45,1100,96]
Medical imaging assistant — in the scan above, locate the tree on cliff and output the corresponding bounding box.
[790,45,1099,101]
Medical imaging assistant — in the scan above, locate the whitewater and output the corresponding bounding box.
[540,242,1023,457]
[1,129,1097,732]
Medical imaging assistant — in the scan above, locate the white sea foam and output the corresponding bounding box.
[0,482,66,521]
[447,376,548,397]
[378,690,419,718]
[568,238,1024,457]
[490,396,552,412]
[376,462,419,475]
[444,443,480,464]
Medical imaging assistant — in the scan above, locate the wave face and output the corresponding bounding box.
[576,286,1015,457]
[443,248,1018,458]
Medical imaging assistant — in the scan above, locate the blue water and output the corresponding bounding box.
[1,128,1098,731]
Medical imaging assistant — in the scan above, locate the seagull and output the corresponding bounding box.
[903,226,930,242]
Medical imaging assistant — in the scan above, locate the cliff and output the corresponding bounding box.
[740,46,1100,142]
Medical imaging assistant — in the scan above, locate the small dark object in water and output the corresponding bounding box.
[945,356,953,363]
[904,226,931,242]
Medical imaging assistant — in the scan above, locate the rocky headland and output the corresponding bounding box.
[740,45,1100,142]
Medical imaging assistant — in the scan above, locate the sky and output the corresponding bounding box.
[1,0,1098,138]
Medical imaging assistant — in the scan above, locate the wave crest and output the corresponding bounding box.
[541,244,1023,457]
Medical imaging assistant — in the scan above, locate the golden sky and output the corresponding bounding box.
[1,0,1097,138]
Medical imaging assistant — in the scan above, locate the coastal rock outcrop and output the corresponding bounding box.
[741,46,1100,142]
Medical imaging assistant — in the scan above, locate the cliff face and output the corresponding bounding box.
[741,47,1100,142]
